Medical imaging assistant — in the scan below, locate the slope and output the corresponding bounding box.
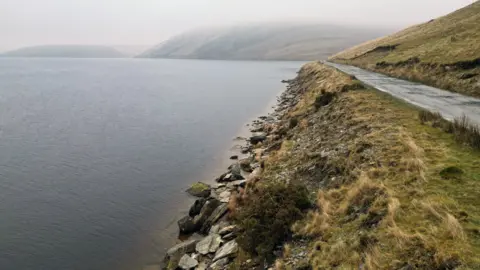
[330,1,480,97]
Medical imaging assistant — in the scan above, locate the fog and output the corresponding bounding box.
[0,0,475,51]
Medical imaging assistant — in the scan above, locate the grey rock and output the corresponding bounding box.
[221,232,236,241]
[196,234,222,255]
[178,216,196,234]
[201,203,229,234]
[213,240,238,262]
[249,134,267,145]
[226,180,246,189]
[229,163,242,176]
[178,254,198,269]
[218,190,231,203]
[165,239,199,269]
[193,199,221,230]
[209,224,220,234]
[218,225,237,236]
[196,261,208,270]
[189,198,207,217]
[209,258,229,270]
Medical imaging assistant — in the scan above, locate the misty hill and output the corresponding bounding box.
[1,45,126,58]
[139,23,390,61]
[330,2,480,97]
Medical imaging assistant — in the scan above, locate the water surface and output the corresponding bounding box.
[0,58,302,270]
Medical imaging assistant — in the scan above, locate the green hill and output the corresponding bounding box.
[330,2,480,97]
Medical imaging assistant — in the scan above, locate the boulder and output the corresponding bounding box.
[209,258,229,270]
[229,155,238,160]
[213,240,239,262]
[217,172,244,182]
[165,239,199,269]
[218,225,237,236]
[193,199,221,230]
[227,180,246,189]
[218,190,231,203]
[186,182,211,198]
[240,146,252,154]
[209,224,221,234]
[178,216,196,234]
[229,163,242,176]
[201,203,229,234]
[239,159,253,172]
[189,198,207,217]
[222,232,237,241]
[178,254,198,269]
[195,234,222,255]
[249,134,267,145]
[196,261,208,270]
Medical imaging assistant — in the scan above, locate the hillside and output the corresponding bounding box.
[330,1,480,97]
[139,23,389,61]
[1,45,126,58]
[164,61,480,270]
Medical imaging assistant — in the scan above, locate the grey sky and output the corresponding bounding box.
[0,0,475,51]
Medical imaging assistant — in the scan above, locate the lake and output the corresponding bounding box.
[0,58,303,270]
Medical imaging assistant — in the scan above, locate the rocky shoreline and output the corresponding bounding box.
[160,74,304,270]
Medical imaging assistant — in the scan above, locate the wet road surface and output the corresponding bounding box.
[325,62,480,126]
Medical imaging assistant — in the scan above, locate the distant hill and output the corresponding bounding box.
[1,45,126,58]
[330,2,480,97]
[138,23,390,61]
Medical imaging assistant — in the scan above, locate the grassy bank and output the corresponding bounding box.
[329,1,480,97]
[232,62,480,269]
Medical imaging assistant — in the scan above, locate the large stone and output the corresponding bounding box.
[189,198,207,217]
[213,240,238,262]
[195,234,222,255]
[239,159,253,172]
[196,261,208,270]
[249,134,267,145]
[209,258,229,270]
[178,216,196,234]
[218,190,231,203]
[201,203,229,234]
[218,225,237,236]
[226,180,246,189]
[178,254,198,269]
[229,163,242,176]
[193,199,221,229]
[186,182,211,198]
[165,239,199,269]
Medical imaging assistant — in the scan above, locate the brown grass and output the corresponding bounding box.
[248,62,480,269]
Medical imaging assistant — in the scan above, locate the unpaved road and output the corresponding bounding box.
[325,62,480,126]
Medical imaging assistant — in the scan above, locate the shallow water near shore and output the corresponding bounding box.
[0,58,303,270]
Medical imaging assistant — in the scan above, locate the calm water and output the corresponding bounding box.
[0,58,302,270]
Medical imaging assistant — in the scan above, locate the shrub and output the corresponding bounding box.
[418,110,443,124]
[234,181,311,259]
[289,118,299,129]
[418,111,480,150]
[439,166,464,179]
[452,115,480,150]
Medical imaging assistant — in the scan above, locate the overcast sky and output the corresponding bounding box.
[0,0,475,51]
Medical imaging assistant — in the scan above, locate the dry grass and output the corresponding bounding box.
[264,62,480,269]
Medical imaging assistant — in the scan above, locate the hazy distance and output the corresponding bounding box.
[0,0,475,52]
